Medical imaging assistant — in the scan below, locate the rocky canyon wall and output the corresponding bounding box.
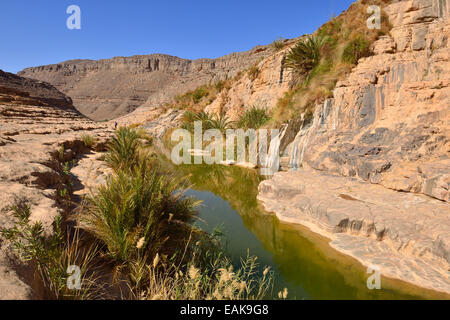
[18,47,272,120]
[257,0,450,294]
[284,0,449,203]
[0,72,112,299]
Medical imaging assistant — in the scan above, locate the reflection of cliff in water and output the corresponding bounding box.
[158,157,447,299]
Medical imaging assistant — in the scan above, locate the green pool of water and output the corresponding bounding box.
[157,152,447,300]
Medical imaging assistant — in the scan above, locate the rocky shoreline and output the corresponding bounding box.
[258,169,450,295]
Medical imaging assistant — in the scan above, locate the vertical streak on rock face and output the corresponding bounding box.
[333,101,340,131]
[436,0,448,18]
[276,0,450,202]
[358,85,377,129]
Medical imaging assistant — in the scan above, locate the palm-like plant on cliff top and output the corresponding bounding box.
[283,34,327,82]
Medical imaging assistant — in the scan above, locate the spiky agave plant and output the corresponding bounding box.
[283,34,327,81]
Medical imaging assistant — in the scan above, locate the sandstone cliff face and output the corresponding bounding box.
[18,47,272,120]
[0,70,73,110]
[284,0,450,202]
[0,74,113,299]
[205,45,296,119]
[256,0,450,294]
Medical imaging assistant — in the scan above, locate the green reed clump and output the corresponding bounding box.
[270,37,286,51]
[127,232,275,300]
[104,126,152,172]
[181,111,215,132]
[237,106,271,129]
[181,111,233,134]
[79,158,201,263]
[81,134,97,149]
[283,34,328,82]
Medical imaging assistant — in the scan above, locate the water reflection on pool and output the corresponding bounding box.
[158,155,446,300]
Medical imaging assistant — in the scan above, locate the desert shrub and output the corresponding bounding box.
[270,37,286,51]
[342,35,371,64]
[0,198,101,299]
[81,134,96,149]
[215,80,225,91]
[104,127,151,172]
[247,65,260,81]
[192,87,208,104]
[237,106,271,129]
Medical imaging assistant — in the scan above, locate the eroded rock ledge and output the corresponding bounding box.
[258,170,450,294]
[0,86,113,299]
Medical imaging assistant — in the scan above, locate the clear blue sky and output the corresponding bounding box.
[0,0,354,74]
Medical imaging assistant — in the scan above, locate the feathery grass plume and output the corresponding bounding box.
[283,34,327,82]
[126,237,274,300]
[78,158,201,263]
[104,126,152,172]
[237,106,271,129]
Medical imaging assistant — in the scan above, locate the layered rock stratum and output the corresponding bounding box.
[18,47,272,120]
[2,0,449,298]
[0,71,113,299]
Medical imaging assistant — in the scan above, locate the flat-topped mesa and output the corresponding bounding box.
[0,69,74,110]
[18,46,272,120]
